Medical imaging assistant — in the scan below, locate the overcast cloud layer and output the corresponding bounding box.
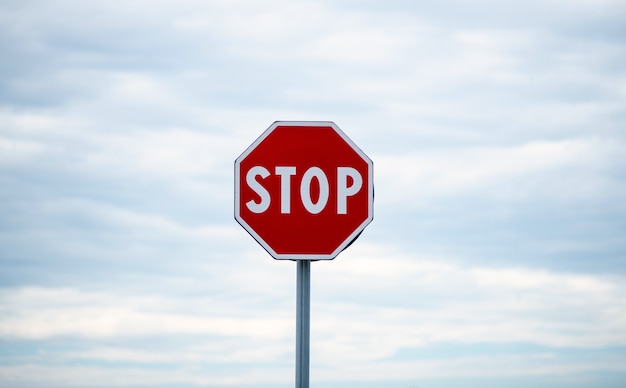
[1,1,625,387]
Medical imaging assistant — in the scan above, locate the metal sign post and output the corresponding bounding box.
[295,260,311,388]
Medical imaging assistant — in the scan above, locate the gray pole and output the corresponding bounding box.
[296,260,311,388]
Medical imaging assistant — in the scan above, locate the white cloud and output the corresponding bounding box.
[0,363,292,387]
[323,243,625,328]
[1,241,624,383]
[305,243,626,381]
[0,137,47,165]
[374,137,625,205]
[313,352,626,382]
[302,20,422,65]
[0,287,291,340]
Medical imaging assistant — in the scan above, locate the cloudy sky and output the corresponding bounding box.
[1,0,625,387]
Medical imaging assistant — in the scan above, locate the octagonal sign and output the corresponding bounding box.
[235,121,373,260]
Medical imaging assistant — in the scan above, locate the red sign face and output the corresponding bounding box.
[235,121,373,260]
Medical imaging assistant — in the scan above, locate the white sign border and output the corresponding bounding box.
[234,121,374,261]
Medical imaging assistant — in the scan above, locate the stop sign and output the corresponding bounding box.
[235,121,373,260]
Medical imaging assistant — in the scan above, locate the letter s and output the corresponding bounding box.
[246,166,270,213]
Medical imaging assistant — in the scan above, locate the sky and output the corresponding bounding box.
[1,0,625,387]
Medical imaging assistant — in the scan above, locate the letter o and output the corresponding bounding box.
[300,167,329,214]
